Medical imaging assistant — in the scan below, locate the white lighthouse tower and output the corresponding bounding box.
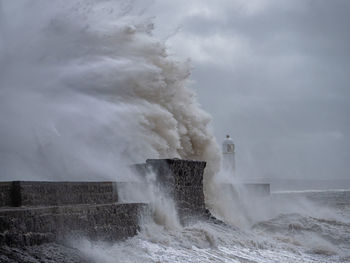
[222,134,235,175]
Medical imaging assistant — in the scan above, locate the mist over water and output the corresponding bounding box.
[0,0,220,186]
[1,1,350,262]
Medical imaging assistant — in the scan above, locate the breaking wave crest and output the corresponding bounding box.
[2,2,350,263]
[74,210,350,263]
[0,0,220,197]
[254,213,350,256]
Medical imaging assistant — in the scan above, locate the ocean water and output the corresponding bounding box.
[73,189,350,263]
[1,2,349,262]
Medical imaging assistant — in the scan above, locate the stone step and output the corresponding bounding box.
[0,202,149,246]
[0,159,210,247]
[0,181,118,207]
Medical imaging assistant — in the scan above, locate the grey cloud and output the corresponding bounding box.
[149,0,350,180]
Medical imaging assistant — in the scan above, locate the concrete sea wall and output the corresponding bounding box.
[0,181,147,247]
[0,159,209,249]
[0,181,118,207]
[0,182,12,207]
[134,159,208,223]
[0,181,148,250]
[0,203,146,246]
[0,159,270,262]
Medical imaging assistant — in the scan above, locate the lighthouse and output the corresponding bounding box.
[222,134,235,175]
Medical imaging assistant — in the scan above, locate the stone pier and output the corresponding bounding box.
[0,181,147,247]
[133,159,208,223]
[0,159,212,262]
[0,159,211,248]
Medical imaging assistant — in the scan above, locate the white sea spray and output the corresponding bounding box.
[1,2,350,263]
[0,1,220,203]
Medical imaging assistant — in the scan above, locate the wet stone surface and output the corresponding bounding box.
[0,181,119,207]
[0,243,90,263]
[137,159,208,223]
[0,203,148,247]
[0,159,210,262]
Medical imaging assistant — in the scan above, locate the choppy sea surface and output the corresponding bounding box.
[74,189,350,263]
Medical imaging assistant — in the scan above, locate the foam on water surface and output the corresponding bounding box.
[1,1,350,262]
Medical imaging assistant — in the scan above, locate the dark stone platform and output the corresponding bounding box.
[0,159,210,249]
[0,203,147,247]
[0,181,148,248]
[0,159,213,262]
[133,159,207,223]
[0,243,90,263]
[0,181,118,207]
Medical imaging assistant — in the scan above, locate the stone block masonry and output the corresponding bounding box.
[134,159,208,223]
[0,158,211,262]
[0,203,147,247]
[0,181,148,247]
[0,182,12,207]
[2,181,118,207]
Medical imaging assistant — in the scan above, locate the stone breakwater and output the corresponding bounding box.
[0,159,209,262]
[0,203,147,246]
[0,181,147,247]
[134,159,209,224]
[0,181,119,207]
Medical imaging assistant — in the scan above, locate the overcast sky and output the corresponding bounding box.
[147,0,350,180]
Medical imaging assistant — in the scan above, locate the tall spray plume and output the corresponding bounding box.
[0,1,220,201]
